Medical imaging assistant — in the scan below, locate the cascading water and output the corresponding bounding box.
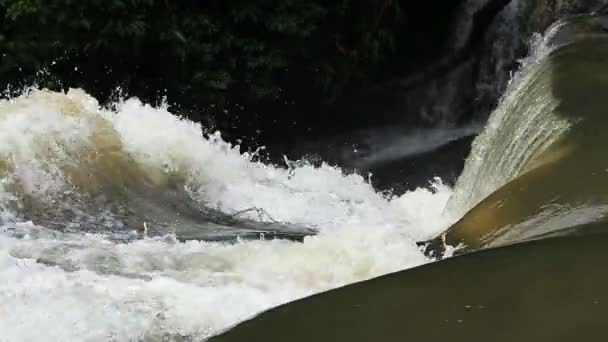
[407,0,531,125]
[436,15,608,250]
[446,23,573,216]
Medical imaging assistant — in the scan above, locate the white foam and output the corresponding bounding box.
[0,89,455,341]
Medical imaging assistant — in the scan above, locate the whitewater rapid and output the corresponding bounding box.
[0,89,455,341]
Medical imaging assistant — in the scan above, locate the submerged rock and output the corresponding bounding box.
[210,233,608,342]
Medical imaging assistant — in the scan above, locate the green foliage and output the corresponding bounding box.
[0,0,405,104]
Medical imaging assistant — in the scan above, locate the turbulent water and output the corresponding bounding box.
[0,89,456,341]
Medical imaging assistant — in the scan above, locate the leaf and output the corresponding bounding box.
[173,30,187,43]
[127,20,146,36]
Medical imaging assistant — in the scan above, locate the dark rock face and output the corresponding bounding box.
[324,0,534,134]
[530,0,608,33]
[344,0,608,131]
[332,0,529,129]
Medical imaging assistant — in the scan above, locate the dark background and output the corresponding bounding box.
[2,0,536,192]
[0,0,468,146]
